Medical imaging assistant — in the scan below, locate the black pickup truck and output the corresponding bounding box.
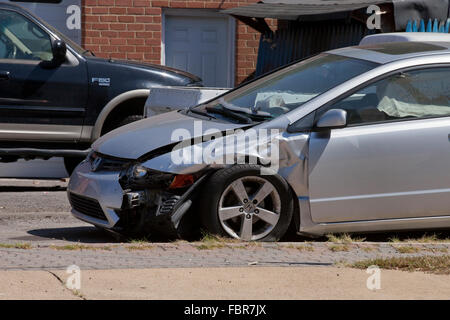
[0,3,202,173]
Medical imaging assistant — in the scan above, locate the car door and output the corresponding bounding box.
[308,66,450,223]
[0,8,87,142]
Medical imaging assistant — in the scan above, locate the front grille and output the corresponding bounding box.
[69,193,107,221]
[89,152,128,172]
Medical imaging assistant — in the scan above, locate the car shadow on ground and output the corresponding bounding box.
[22,226,450,245]
[25,226,117,243]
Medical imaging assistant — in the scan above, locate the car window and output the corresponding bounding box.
[0,10,53,61]
[197,54,378,122]
[326,67,450,126]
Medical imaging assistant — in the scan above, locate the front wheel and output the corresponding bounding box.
[200,165,293,242]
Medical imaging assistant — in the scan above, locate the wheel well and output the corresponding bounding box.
[287,183,301,233]
[101,97,146,135]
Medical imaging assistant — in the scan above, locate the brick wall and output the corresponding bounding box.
[82,0,276,85]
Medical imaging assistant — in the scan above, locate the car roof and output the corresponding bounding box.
[328,33,450,64]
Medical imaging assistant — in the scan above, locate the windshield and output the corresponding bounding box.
[195,54,378,123]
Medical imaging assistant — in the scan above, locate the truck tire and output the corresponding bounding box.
[117,115,144,127]
[64,157,84,176]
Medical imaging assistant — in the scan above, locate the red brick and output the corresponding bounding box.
[110,38,127,45]
[145,24,161,31]
[144,7,161,14]
[109,7,127,14]
[145,38,160,46]
[127,38,145,45]
[127,52,144,60]
[91,7,108,14]
[101,31,118,37]
[100,45,118,52]
[144,53,160,60]
[85,15,99,23]
[133,0,150,7]
[98,0,114,5]
[187,2,205,8]
[118,46,136,52]
[110,52,127,59]
[170,1,187,8]
[127,24,145,31]
[92,23,109,30]
[135,16,153,23]
[118,31,135,38]
[127,7,145,14]
[118,16,135,23]
[96,52,110,59]
[115,0,133,5]
[85,30,101,37]
[91,37,110,45]
[110,23,127,31]
[135,46,153,52]
[136,31,153,38]
[100,16,117,22]
[151,0,168,6]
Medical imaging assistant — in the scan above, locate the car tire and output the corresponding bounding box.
[200,165,293,242]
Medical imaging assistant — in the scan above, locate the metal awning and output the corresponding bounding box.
[223,0,389,21]
[223,0,450,31]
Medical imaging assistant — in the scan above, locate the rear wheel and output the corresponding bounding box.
[200,165,293,242]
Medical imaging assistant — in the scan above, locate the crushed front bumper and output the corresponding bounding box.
[67,159,124,229]
[67,158,206,237]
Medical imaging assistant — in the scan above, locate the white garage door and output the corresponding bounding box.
[165,13,234,87]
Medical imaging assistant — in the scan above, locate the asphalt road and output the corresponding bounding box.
[0,178,449,272]
[0,179,112,245]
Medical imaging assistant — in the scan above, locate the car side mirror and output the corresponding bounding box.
[51,39,67,65]
[315,109,347,130]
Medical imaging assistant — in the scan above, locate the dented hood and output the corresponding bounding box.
[92,111,248,160]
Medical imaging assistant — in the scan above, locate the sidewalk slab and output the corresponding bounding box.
[0,270,79,300]
[46,267,450,300]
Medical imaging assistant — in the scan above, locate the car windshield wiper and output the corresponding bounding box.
[187,107,217,119]
[216,102,274,121]
[205,105,252,124]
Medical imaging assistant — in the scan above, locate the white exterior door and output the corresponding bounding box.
[164,13,233,87]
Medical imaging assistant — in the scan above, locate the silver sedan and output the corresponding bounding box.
[68,34,450,241]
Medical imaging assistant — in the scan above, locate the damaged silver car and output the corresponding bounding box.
[68,33,450,241]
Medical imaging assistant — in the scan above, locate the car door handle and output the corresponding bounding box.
[0,71,10,81]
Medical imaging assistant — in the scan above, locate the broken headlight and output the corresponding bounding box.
[120,164,197,191]
[120,164,175,189]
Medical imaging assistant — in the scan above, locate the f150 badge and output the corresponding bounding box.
[92,77,111,87]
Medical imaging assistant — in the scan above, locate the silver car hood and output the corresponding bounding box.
[92,111,248,160]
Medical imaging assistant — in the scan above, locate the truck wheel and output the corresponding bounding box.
[117,115,144,128]
[64,157,84,176]
[64,114,144,176]
[200,165,294,242]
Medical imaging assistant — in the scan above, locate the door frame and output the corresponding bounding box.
[161,8,236,88]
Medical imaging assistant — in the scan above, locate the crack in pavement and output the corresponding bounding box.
[46,270,87,300]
